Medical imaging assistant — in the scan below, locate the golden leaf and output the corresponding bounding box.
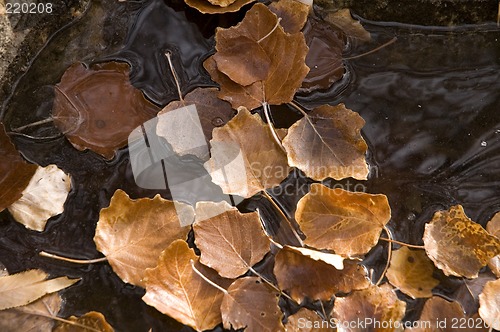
[478,278,500,330]
[486,211,500,277]
[53,311,114,332]
[295,183,391,257]
[423,205,500,278]
[407,296,465,332]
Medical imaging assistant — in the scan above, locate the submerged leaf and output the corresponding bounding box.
[8,165,71,232]
[221,277,284,332]
[486,212,500,277]
[423,205,500,278]
[185,0,254,14]
[52,62,159,159]
[407,296,465,332]
[268,0,310,34]
[295,184,391,257]
[283,104,368,181]
[478,278,500,330]
[94,189,190,287]
[285,308,335,331]
[386,246,438,299]
[53,311,114,332]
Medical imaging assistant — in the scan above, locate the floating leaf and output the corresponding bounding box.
[0,123,37,212]
[193,208,270,278]
[205,3,309,110]
[283,104,368,181]
[94,189,190,287]
[8,165,71,232]
[423,205,500,278]
[333,284,406,332]
[156,87,235,161]
[386,246,438,299]
[407,296,465,332]
[285,308,335,332]
[0,269,78,310]
[53,311,114,332]
[486,212,500,277]
[143,240,227,331]
[204,107,290,198]
[274,246,369,303]
[221,276,284,332]
[52,62,159,159]
[185,0,254,14]
[324,9,371,42]
[268,0,310,34]
[284,245,344,270]
[295,184,391,257]
[478,278,500,330]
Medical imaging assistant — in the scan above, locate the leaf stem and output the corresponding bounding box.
[343,37,397,60]
[262,102,286,153]
[257,18,282,44]
[10,118,55,132]
[39,251,108,264]
[165,52,184,102]
[378,237,425,249]
[247,266,296,303]
[376,226,393,286]
[190,260,228,294]
[288,100,308,117]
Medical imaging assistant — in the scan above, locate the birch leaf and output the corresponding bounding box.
[53,311,114,332]
[486,211,500,277]
[478,278,500,330]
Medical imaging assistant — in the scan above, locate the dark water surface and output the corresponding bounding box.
[1,0,500,330]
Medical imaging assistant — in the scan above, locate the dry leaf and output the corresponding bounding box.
[333,284,406,332]
[296,184,391,257]
[284,245,344,270]
[478,278,500,330]
[0,293,61,332]
[221,276,284,332]
[8,165,71,232]
[386,246,438,299]
[324,9,371,42]
[486,212,500,277]
[193,208,270,278]
[205,3,309,110]
[0,123,37,212]
[285,308,335,331]
[268,0,310,34]
[207,0,236,7]
[274,246,369,303]
[407,296,465,332]
[94,189,190,287]
[53,311,114,332]
[0,269,78,310]
[52,62,159,159]
[204,107,290,198]
[185,0,254,14]
[156,87,235,161]
[283,104,368,181]
[423,205,500,278]
[143,240,227,331]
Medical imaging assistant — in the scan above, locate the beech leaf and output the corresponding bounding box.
[295,183,391,257]
[193,208,270,278]
[221,276,284,332]
[478,278,500,330]
[143,240,227,331]
[8,165,71,232]
[52,62,159,159]
[268,0,310,34]
[0,122,37,212]
[407,296,466,332]
[324,9,371,42]
[204,107,290,198]
[423,205,500,278]
[486,211,500,277]
[93,189,190,287]
[53,311,114,332]
[282,104,369,181]
[333,284,406,332]
[285,308,335,332]
[185,0,254,14]
[386,246,439,299]
[0,269,79,310]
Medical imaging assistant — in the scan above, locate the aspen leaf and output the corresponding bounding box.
[204,107,290,198]
[333,284,406,332]
[93,189,190,287]
[143,240,227,331]
[282,104,369,181]
[52,62,159,159]
[478,278,500,330]
[8,165,71,232]
[295,184,391,257]
[268,0,310,34]
[423,205,500,278]
[221,276,284,332]
[193,208,270,278]
[486,212,500,277]
[274,246,369,303]
[0,122,37,212]
[386,246,438,299]
[53,311,114,332]
[185,0,254,14]
[205,3,309,110]
[285,308,335,332]
[324,9,371,42]
[0,269,79,310]
[407,296,465,332]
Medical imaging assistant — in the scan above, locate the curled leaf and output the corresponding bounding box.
[185,0,254,14]
[486,212,500,277]
[423,205,500,278]
[53,311,114,332]
[407,296,466,332]
[478,278,500,330]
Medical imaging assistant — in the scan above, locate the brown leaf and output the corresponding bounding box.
[205,3,309,110]
[274,246,369,303]
[185,0,254,14]
[193,208,270,278]
[52,62,159,159]
[333,284,406,332]
[143,240,227,331]
[423,205,500,278]
[221,276,284,332]
[285,245,344,270]
[283,104,368,181]
[204,107,290,198]
[407,296,465,332]
[386,246,438,299]
[0,122,37,212]
[324,9,371,42]
[53,311,114,332]
[285,308,335,331]
[207,0,237,7]
[295,184,391,257]
[478,278,500,330]
[486,212,500,277]
[269,0,310,34]
[94,189,190,287]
